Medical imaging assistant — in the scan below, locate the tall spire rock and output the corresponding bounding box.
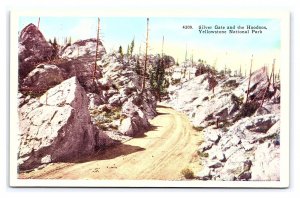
[18,23,54,79]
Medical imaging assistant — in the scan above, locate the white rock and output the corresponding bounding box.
[208,160,223,169]
[231,135,241,145]
[196,167,211,180]
[18,77,111,170]
[22,64,65,92]
[241,140,254,151]
[41,155,51,164]
[251,141,280,181]
[207,133,220,143]
[118,117,134,136]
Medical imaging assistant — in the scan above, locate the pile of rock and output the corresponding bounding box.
[166,66,280,181]
[90,53,157,138]
[17,23,158,170]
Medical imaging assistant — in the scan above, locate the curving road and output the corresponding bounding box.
[19,105,203,180]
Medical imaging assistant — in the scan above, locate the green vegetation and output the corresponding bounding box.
[181,168,194,179]
[118,45,124,57]
[197,151,209,158]
[90,106,126,131]
[129,38,135,56]
[193,126,205,132]
[150,55,169,101]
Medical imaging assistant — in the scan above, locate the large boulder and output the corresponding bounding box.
[60,38,106,59]
[119,97,151,136]
[21,64,65,94]
[240,66,270,102]
[19,23,54,79]
[18,77,111,170]
[57,39,106,92]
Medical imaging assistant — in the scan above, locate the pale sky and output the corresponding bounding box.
[19,17,281,74]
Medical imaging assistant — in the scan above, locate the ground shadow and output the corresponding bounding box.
[70,143,146,163]
[134,124,159,138]
[157,111,169,116]
[157,104,173,109]
[19,142,146,173]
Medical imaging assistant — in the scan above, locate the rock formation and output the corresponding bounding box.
[18,77,113,171]
[18,23,54,79]
[17,23,159,170]
[166,65,280,181]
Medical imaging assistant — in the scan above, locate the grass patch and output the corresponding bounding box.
[181,168,194,179]
[90,106,126,130]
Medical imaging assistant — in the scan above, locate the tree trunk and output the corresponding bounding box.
[142,18,149,92]
[93,17,101,84]
[245,55,253,103]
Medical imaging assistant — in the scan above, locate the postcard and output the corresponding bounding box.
[10,9,290,187]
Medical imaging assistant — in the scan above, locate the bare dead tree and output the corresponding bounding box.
[245,54,254,103]
[259,67,270,108]
[37,17,40,29]
[272,58,275,89]
[239,65,242,77]
[93,17,101,84]
[259,59,276,108]
[142,18,149,92]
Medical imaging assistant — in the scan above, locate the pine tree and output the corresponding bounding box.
[68,37,72,45]
[118,45,123,57]
[51,37,59,59]
[53,37,57,45]
[130,38,135,56]
[150,36,168,101]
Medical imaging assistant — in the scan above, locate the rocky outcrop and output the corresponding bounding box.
[56,39,106,92]
[166,66,280,181]
[21,64,65,94]
[18,77,112,170]
[89,53,157,137]
[19,23,54,79]
[60,38,106,59]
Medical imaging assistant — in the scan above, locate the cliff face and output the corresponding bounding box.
[165,65,280,181]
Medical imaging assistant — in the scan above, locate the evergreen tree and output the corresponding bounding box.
[130,38,135,56]
[53,37,58,46]
[51,37,59,59]
[150,56,168,101]
[118,45,123,57]
[68,37,72,45]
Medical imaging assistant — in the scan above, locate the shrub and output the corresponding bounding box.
[197,150,209,158]
[193,126,205,131]
[181,168,194,179]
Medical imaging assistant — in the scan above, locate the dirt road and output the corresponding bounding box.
[19,105,203,180]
